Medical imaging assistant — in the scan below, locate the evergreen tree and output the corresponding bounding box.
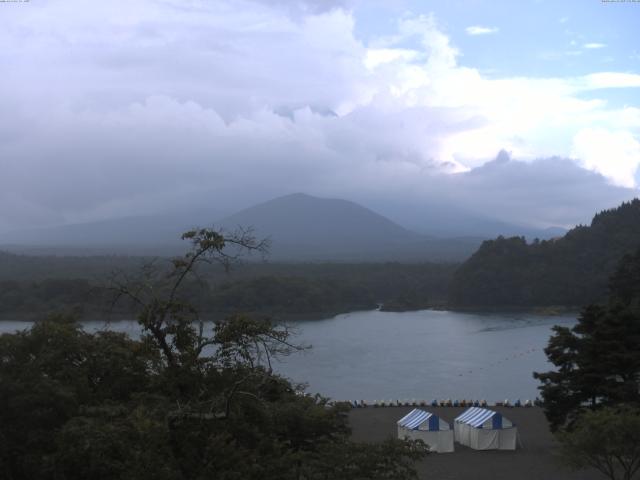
[534,247,640,430]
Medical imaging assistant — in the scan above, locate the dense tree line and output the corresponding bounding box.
[0,251,145,281]
[206,276,375,315]
[0,259,455,320]
[0,229,428,480]
[0,279,100,319]
[450,199,640,307]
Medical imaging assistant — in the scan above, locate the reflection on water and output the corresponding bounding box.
[0,309,576,402]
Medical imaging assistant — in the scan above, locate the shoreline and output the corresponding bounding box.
[438,305,580,315]
[0,305,580,323]
[379,304,580,316]
[0,309,366,323]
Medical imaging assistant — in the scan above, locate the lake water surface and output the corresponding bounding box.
[0,309,576,403]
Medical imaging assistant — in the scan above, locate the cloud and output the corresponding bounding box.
[460,155,636,227]
[363,152,637,232]
[582,72,640,89]
[584,42,606,49]
[572,129,640,188]
[250,0,352,14]
[465,25,499,36]
[0,0,638,234]
[364,48,419,70]
[444,155,633,227]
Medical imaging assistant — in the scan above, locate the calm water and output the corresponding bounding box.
[0,309,576,402]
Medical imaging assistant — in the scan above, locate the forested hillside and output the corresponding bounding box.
[0,255,455,320]
[449,199,640,307]
[1,193,485,262]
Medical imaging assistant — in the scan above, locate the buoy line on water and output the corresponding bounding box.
[329,398,540,409]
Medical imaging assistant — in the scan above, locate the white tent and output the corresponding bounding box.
[397,408,454,453]
[454,407,517,450]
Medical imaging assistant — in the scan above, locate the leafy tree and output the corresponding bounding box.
[0,228,428,480]
[559,406,640,480]
[0,314,156,479]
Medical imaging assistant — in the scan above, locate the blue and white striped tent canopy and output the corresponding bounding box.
[397,408,440,431]
[455,407,509,429]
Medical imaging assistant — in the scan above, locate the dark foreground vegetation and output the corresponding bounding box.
[0,229,428,480]
[535,247,640,480]
[450,199,640,308]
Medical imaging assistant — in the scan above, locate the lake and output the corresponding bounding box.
[0,309,576,402]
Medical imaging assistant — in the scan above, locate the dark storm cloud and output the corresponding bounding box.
[349,151,637,232]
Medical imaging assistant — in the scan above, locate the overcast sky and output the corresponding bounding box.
[1,0,639,233]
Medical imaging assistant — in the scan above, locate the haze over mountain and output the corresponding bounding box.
[219,193,570,261]
[217,193,467,261]
[0,208,228,256]
[387,203,567,240]
[0,192,569,261]
[220,193,418,248]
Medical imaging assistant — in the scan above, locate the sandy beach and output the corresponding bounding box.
[349,406,602,480]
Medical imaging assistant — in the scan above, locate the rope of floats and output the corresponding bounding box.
[326,398,543,408]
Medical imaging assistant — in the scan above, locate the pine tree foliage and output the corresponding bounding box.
[534,247,640,430]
